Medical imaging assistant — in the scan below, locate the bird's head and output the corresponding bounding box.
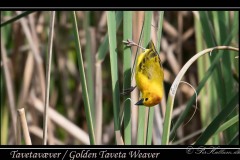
[135,93,161,107]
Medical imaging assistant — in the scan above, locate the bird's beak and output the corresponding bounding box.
[135,98,144,105]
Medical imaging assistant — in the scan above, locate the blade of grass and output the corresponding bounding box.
[217,11,234,103]
[228,133,239,145]
[214,114,239,135]
[173,114,238,145]
[156,11,164,52]
[123,11,132,145]
[95,11,122,144]
[199,11,217,47]
[194,92,239,145]
[194,11,210,130]
[83,11,95,128]
[97,11,123,61]
[212,11,220,44]
[169,50,238,141]
[224,11,230,32]
[71,11,95,144]
[232,11,239,76]
[162,46,239,145]
[170,52,219,140]
[0,11,35,27]
[200,13,226,120]
[136,11,152,145]
[218,11,238,143]
[43,11,55,145]
[205,11,219,145]
[146,107,154,145]
[1,11,13,47]
[107,11,121,143]
[211,11,239,144]
[170,11,239,142]
[203,11,227,106]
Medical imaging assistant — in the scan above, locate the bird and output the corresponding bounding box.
[122,40,164,107]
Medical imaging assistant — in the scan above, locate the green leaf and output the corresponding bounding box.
[107,11,121,132]
[71,11,95,144]
[123,11,132,145]
[194,92,239,145]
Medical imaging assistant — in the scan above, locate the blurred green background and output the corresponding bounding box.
[0,11,239,145]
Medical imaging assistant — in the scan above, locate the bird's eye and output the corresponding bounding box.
[145,98,148,101]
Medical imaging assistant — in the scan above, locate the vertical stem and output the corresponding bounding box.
[84,11,95,125]
[16,115,21,145]
[71,11,95,144]
[1,36,17,143]
[156,11,164,52]
[136,11,152,145]
[95,62,102,144]
[43,11,55,145]
[17,108,32,145]
[107,12,121,142]
[123,11,132,145]
[145,107,150,144]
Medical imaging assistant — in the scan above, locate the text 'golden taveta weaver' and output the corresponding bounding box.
[135,40,164,107]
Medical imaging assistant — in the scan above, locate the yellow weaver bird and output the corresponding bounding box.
[123,40,164,107]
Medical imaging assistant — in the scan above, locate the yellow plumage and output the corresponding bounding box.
[135,41,164,107]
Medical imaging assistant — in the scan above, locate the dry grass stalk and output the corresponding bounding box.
[29,93,90,144]
[17,108,32,145]
[1,37,17,143]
